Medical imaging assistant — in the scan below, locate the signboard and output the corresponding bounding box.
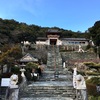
[1,78,10,87]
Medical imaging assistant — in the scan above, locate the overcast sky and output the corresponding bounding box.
[0,0,100,32]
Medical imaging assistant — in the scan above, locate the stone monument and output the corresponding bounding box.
[73,68,88,100]
[8,73,19,100]
[78,45,84,52]
[20,67,26,77]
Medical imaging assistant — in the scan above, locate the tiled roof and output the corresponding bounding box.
[37,37,47,40]
[20,53,38,62]
[61,38,89,41]
[48,29,60,32]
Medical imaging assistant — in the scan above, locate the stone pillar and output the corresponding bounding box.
[73,67,77,88]
[7,88,19,100]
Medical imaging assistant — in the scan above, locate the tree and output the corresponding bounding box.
[88,21,100,46]
[0,45,22,73]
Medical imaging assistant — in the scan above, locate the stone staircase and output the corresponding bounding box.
[19,82,76,100]
[19,68,77,100]
[47,45,62,69]
[19,71,80,100]
[18,45,82,100]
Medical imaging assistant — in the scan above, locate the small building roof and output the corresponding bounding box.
[37,37,47,41]
[48,29,60,32]
[61,38,89,41]
[20,53,38,62]
[46,29,61,36]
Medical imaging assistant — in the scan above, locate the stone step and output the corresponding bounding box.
[43,70,72,74]
[20,94,76,98]
[19,91,76,98]
[19,81,76,99]
[26,81,73,87]
[20,97,74,100]
[22,91,75,97]
[39,69,73,81]
[39,74,72,81]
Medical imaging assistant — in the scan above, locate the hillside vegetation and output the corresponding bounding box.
[0,18,87,45]
[0,18,100,55]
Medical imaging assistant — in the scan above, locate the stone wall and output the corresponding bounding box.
[61,52,97,62]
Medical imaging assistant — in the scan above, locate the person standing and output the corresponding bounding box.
[31,68,38,81]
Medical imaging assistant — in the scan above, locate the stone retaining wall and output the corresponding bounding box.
[61,52,97,61]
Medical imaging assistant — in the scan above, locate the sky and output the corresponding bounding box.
[0,0,100,32]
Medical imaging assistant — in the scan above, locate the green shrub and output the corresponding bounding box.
[88,96,100,100]
[94,64,100,70]
[86,77,100,84]
[26,62,38,69]
[86,71,100,76]
[84,62,100,72]
[95,63,100,66]
[84,62,95,66]
[84,62,100,67]
[11,66,20,74]
[77,71,85,76]
[86,77,100,98]
[24,69,32,81]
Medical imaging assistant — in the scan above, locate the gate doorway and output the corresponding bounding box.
[50,39,57,45]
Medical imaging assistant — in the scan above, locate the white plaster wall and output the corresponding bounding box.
[57,40,62,45]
